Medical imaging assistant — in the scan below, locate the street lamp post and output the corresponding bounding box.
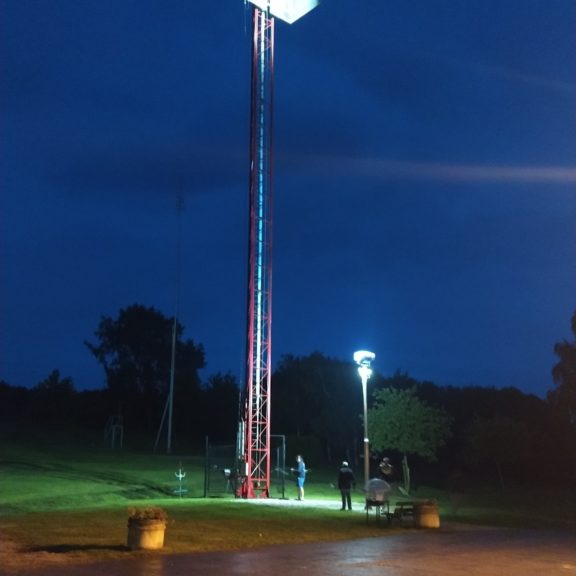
[354,350,375,489]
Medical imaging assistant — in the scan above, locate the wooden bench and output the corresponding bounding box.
[393,500,440,527]
[393,500,416,522]
[394,500,418,517]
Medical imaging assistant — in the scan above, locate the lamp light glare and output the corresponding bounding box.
[353,350,375,367]
[247,0,320,24]
[358,365,372,381]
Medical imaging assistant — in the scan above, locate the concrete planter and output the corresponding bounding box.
[127,518,167,550]
[414,502,440,529]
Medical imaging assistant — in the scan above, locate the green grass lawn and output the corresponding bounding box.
[1,429,575,573]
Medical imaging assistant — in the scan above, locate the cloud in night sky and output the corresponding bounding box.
[1,0,575,397]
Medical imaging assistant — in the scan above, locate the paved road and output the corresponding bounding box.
[33,524,576,576]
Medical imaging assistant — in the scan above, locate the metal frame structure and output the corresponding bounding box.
[240,6,275,499]
[239,0,318,499]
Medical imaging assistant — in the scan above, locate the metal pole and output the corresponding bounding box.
[167,317,177,453]
[361,374,369,488]
[167,193,183,454]
[354,352,374,490]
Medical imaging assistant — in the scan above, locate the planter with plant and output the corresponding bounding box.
[127,507,168,550]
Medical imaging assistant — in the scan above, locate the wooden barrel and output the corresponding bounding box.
[414,502,440,528]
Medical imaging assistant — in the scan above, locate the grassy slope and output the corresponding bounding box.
[1,429,575,573]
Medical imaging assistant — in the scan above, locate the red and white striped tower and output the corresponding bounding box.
[239,0,319,499]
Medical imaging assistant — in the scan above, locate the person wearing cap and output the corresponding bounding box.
[337,460,356,511]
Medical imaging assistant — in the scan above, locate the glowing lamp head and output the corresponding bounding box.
[354,350,375,368]
[354,350,375,383]
[247,0,320,24]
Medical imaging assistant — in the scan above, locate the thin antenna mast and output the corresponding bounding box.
[167,193,184,453]
[154,193,184,454]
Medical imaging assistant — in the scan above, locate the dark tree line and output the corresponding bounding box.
[1,304,575,488]
[271,352,362,462]
[550,309,576,424]
[85,304,205,432]
[83,304,239,445]
[272,362,575,489]
[0,305,238,448]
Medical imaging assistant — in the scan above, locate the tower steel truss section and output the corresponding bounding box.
[240,6,275,499]
[238,0,318,499]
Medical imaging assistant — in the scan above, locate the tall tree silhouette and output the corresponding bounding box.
[551,309,576,423]
[272,352,362,461]
[369,387,452,494]
[85,304,205,431]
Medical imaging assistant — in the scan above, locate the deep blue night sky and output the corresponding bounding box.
[1,0,575,397]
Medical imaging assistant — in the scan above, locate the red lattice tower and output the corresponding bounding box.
[239,0,319,499]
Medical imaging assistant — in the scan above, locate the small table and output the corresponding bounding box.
[365,499,391,524]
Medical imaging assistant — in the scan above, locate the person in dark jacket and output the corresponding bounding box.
[337,461,356,511]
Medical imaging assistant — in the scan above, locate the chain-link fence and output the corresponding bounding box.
[205,435,289,499]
